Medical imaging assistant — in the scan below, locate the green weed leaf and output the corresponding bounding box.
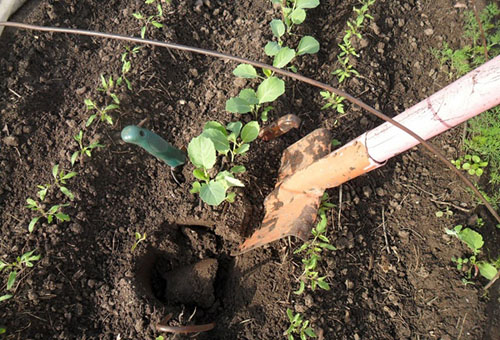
[188,136,216,170]
[190,181,201,194]
[241,121,260,143]
[28,217,40,233]
[7,271,17,290]
[60,187,75,201]
[297,36,320,55]
[270,19,285,38]
[294,280,305,295]
[233,64,258,78]
[256,77,285,103]
[200,181,226,206]
[0,294,12,302]
[273,47,296,68]
[225,191,236,203]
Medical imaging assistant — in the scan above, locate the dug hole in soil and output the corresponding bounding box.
[0,0,499,339]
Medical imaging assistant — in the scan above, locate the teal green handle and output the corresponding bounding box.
[121,125,186,168]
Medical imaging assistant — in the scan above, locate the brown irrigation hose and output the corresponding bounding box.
[1,21,499,224]
[156,313,215,334]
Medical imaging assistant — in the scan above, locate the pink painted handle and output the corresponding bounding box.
[363,55,500,163]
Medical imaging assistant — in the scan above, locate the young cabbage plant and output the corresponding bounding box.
[188,121,259,206]
[271,0,320,33]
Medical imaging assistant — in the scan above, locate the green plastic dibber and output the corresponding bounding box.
[121,125,186,168]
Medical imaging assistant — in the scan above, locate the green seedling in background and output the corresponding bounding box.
[271,0,320,33]
[0,250,40,302]
[320,91,345,113]
[131,232,147,252]
[188,121,258,206]
[37,164,77,201]
[26,198,70,233]
[133,0,164,39]
[445,225,499,280]
[71,130,104,166]
[121,125,186,168]
[435,207,453,218]
[98,74,121,104]
[294,193,336,294]
[84,98,119,127]
[118,46,141,90]
[284,308,316,340]
[451,154,488,176]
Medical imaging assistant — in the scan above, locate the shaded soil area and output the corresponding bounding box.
[0,0,498,339]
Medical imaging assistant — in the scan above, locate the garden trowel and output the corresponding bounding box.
[238,55,500,254]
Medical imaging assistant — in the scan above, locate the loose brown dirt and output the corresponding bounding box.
[1,0,498,339]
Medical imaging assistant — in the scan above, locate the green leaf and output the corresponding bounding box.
[52,164,59,179]
[224,176,244,187]
[190,181,201,194]
[304,327,317,337]
[230,165,246,173]
[289,8,306,24]
[235,143,250,155]
[457,228,484,253]
[270,19,285,38]
[151,21,163,28]
[86,114,97,127]
[286,308,294,322]
[241,121,260,143]
[28,217,40,233]
[263,68,272,77]
[199,181,226,206]
[60,187,75,201]
[227,122,243,137]
[293,280,305,295]
[0,294,12,302]
[7,271,17,290]
[204,121,227,136]
[256,77,285,104]
[226,97,253,114]
[264,41,281,56]
[132,12,144,19]
[225,191,236,203]
[317,277,330,290]
[297,36,320,55]
[202,128,230,154]
[233,64,258,78]
[477,262,498,280]
[239,89,259,105]
[296,0,320,9]
[141,26,147,39]
[193,168,209,181]
[62,172,77,180]
[55,213,70,222]
[157,3,163,16]
[273,47,296,68]
[188,136,216,170]
[84,99,96,109]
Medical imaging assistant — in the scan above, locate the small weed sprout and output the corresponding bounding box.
[319,91,345,113]
[98,74,121,104]
[284,308,316,340]
[26,198,70,232]
[131,232,147,252]
[451,154,488,176]
[118,46,141,90]
[84,98,119,127]
[0,250,40,301]
[435,207,453,218]
[71,130,104,166]
[188,121,258,206]
[37,164,77,201]
[294,193,336,294]
[133,0,164,39]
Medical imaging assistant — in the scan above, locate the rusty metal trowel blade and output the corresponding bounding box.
[238,129,332,254]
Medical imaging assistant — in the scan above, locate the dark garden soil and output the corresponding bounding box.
[1,0,499,339]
